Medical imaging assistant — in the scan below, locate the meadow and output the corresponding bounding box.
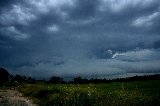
[18,80,160,106]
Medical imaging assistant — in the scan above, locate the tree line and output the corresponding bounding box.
[1,67,160,85]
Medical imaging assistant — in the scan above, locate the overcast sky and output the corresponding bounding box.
[0,0,160,79]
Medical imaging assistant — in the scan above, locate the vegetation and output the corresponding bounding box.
[18,80,160,106]
[0,67,9,84]
[1,67,160,106]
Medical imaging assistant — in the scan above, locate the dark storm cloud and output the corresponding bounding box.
[0,0,15,7]
[0,0,160,78]
[67,0,99,20]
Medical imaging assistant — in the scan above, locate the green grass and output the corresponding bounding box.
[18,80,160,106]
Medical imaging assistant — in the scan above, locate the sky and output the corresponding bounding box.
[0,0,160,79]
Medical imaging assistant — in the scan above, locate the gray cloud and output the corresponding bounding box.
[0,26,29,40]
[0,0,160,78]
[112,49,160,61]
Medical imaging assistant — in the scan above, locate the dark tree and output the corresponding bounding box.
[0,67,10,84]
[12,75,24,83]
[27,77,36,84]
[49,76,64,85]
[73,77,82,84]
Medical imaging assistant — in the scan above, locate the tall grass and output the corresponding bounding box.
[18,80,160,106]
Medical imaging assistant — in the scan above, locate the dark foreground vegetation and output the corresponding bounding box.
[1,67,160,106]
[18,80,160,106]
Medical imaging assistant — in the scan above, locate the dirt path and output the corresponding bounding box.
[0,89,37,106]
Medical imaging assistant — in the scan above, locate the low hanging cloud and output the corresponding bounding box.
[10,49,160,78]
[112,49,160,61]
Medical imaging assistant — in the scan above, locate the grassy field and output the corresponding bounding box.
[17,80,160,106]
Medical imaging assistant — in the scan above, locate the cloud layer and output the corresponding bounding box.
[0,0,160,78]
